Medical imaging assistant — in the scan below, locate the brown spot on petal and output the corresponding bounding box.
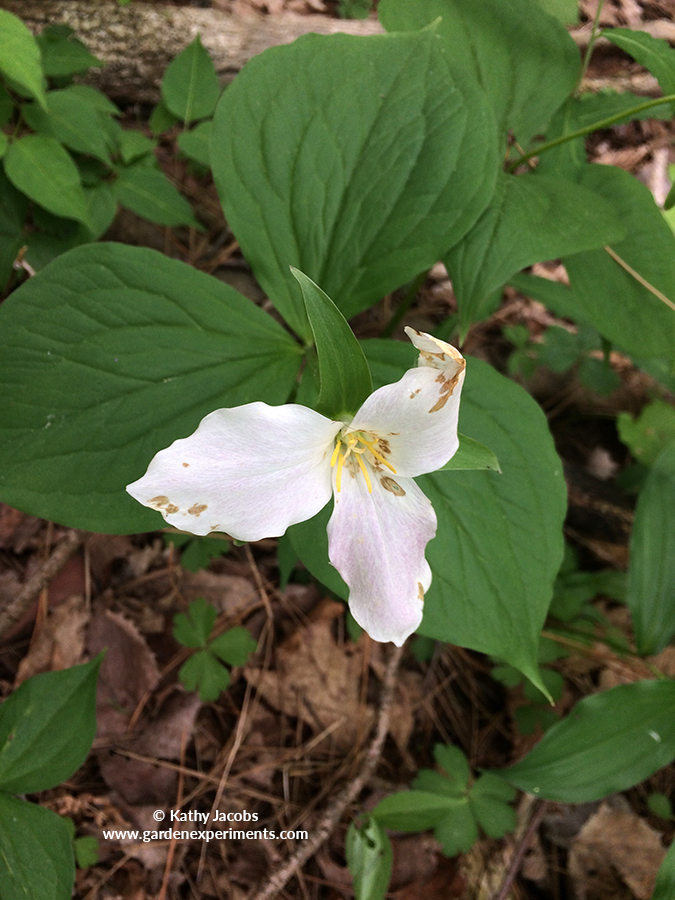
[429,367,464,413]
[188,503,208,516]
[149,495,179,514]
[409,388,421,399]
[182,462,189,467]
[417,582,425,603]
[380,476,406,496]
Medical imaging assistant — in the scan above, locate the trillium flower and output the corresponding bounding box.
[127,327,465,646]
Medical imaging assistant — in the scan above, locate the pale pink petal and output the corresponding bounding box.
[327,458,436,646]
[348,329,465,478]
[126,403,341,540]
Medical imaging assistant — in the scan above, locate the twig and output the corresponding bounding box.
[248,643,404,900]
[491,799,548,900]
[0,529,83,640]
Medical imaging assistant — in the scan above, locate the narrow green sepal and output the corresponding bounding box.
[291,267,372,418]
[437,434,501,472]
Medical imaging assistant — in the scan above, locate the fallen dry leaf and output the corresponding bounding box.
[569,799,666,900]
[16,593,89,683]
[245,602,373,752]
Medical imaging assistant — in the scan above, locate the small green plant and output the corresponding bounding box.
[0,14,214,292]
[505,322,620,395]
[173,598,256,702]
[372,744,517,857]
[0,658,101,900]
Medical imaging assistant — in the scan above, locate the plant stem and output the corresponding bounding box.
[575,0,606,96]
[381,269,429,338]
[507,93,675,173]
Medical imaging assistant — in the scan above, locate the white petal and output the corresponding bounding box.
[348,330,465,478]
[127,403,341,540]
[327,459,436,646]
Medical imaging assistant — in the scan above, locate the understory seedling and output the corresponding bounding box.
[173,598,257,702]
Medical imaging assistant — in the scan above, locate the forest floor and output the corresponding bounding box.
[2,1,675,898]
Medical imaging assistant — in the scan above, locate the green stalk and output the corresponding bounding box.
[507,93,675,173]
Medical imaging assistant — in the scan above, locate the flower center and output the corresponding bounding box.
[330,430,397,494]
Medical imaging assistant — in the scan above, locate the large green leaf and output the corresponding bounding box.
[379,0,579,145]
[4,135,92,228]
[0,658,100,794]
[0,795,73,900]
[291,268,372,418]
[0,10,47,109]
[499,680,675,802]
[290,341,566,684]
[0,243,303,533]
[445,171,627,333]
[626,445,675,655]
[562,165,675,360]
[211,28,498,339]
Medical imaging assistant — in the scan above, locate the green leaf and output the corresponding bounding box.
[73,835,99,869]
[60,84,120,117]
[499,679,675,802]
[372,791,464,831]
[209,627,257,667]
[291,268,372,417]
[36,25,102,78]
[512,169,675,361]
[433,802,477,856]
[445,171,627,334]
[414,769,466,799]
[345,816,392,900]
[0,657,100,794]
[149,100,179,136]
[602,28,675,111]
[379,0,579,144]
[161,36,220,123]
[0,10,47,109]
[173,597,217,648]
[562,165,675,360]
[0,242,303,533]
[437,434,500,472]
[4,134,93,228]
[177,119,212,168]
[114,165,201,229]
[419,356,565,688]
[211,28,499,339]
[117,130,156,165]
[179,650,230,702]
[653,836,675,900]
[22,88,112,163]
[434,744,471,789]
[533,0,578,24]
[0,795,74,900]
[626,446,675,655]
[618,401,675,467]
[647,792,673,820]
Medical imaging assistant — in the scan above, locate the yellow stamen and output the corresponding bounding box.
[355,452,373,493]
[335,446,346,493]
[360,437,397,474]
[330,441,341,468]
